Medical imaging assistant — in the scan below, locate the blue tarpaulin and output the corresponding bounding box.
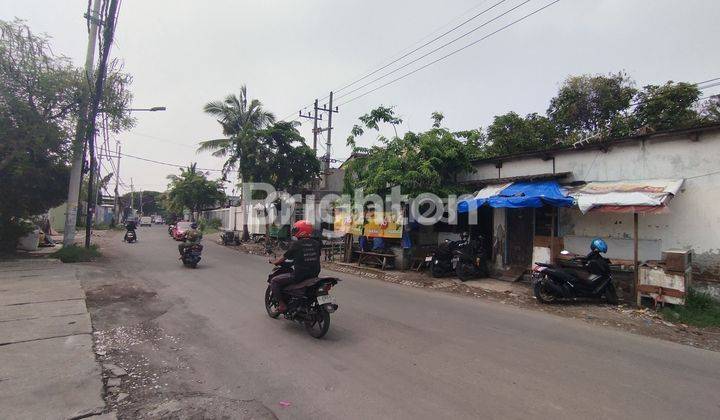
[458,180,573,212]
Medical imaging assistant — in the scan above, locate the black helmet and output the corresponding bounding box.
[190,222,198,229]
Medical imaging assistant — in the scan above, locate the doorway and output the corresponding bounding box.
[506,208,533,267]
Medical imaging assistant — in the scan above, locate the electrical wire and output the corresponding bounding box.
[334,0,531,103]
[278,0,504,121]
[337,0,561,107]
[331,0,509,96]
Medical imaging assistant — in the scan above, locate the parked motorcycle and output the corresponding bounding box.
[453,236,488,281]
[264,260,340,339]
[167,224,175,236]
[532,250,618,304]
[220,230,236,246]
[428,239,460,277]
[180,243,203,268]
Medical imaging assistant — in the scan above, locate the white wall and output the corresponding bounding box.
[467,128,720,281]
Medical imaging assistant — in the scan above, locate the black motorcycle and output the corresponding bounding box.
[428,239,460,278]
[180,243,203,268]
[453,237,488,281]
[124,230,137,243]
[532,250,618,304]
[220,230,237,246]
[264,261,340,339]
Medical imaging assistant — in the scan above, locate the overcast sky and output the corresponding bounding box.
[3,0,719,195]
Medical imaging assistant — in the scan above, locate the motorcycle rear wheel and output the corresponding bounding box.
[534,281,557,304]
[430,263,445,278]
[305,305,330,339]
[604,283,619,305]
[455,262,476,281]
[264,286,281,319]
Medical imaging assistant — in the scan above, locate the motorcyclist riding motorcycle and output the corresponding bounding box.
[269,220,321,313]
[123,219,138,242]
[178,223,202,257]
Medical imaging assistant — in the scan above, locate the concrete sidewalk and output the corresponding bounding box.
[0,259,111,419]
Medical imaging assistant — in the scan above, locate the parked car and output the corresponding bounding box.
[140,216,152,227]
[154,216,164,224]
[172,221,193,241]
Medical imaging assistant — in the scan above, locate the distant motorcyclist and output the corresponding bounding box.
[270,220,321,312]
[124,219,138,242]
[178,222,202,257]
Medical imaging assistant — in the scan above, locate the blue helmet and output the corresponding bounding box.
[591,238,608,253]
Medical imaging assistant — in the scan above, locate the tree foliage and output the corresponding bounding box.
[166,164,225,219]
[547,72,636,140]
[633,81,702,131]
[198,87,320,192]
[484,112,558,156]
[0,19,132,250]
[344,111,478,197]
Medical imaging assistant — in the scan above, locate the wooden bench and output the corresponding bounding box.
[354,250,396,270]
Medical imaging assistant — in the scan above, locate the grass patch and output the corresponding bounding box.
[662,289,720,328]
[51,244,101,263]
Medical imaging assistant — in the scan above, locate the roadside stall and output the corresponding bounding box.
[458,180,574,273]
[566,179,686,305]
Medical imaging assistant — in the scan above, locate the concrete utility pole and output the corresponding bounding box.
[317,92,339,184]
[299,99,322,153]
[130,178,134,212]
[113,142,121,223]
[139,190,143,215]
[62,0,102,246]
[83,0,121,248]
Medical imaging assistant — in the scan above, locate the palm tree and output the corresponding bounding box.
[198,85,275,239]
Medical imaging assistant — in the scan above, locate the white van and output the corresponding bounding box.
[140,216,152,227]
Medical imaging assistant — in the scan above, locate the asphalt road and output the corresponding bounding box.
[99,226,720,419]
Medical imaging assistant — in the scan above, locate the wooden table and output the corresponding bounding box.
[354,250,396,270]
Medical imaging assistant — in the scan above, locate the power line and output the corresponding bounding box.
[337,0,562,107]
[104,152,227,172]
[335,0,535,103]
[278,0,502,121]
[331,0,509,96]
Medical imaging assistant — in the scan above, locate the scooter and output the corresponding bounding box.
[453,237,488,281]
[124,230,137,243]
[428,239,460,277]
[180,243,203,268]
[532,250,618,304]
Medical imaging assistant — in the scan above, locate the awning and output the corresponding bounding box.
[458,180,573,212]
[457,183,511,213]
[567,179,684,214]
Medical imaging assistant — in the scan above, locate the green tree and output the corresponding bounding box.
[344,112,476,198]
[0,19,132,250]
[166,164,225,220]
[485,112,558,156]
[198,86,274,237]
[632,81,702,131]
[257,121,321,193]
[120,190,166,216]
[347,105,403,147]
[547,72,636,140]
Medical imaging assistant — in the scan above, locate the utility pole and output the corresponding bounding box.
[84,0,121,248]
[317,92,339,184]
[130,178,134,213]
[63,0,102,246]
[139,190,144,215]
[113,142,121,224]
[299,99,322,153]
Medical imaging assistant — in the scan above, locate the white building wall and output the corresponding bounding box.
[466,128,720,281]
